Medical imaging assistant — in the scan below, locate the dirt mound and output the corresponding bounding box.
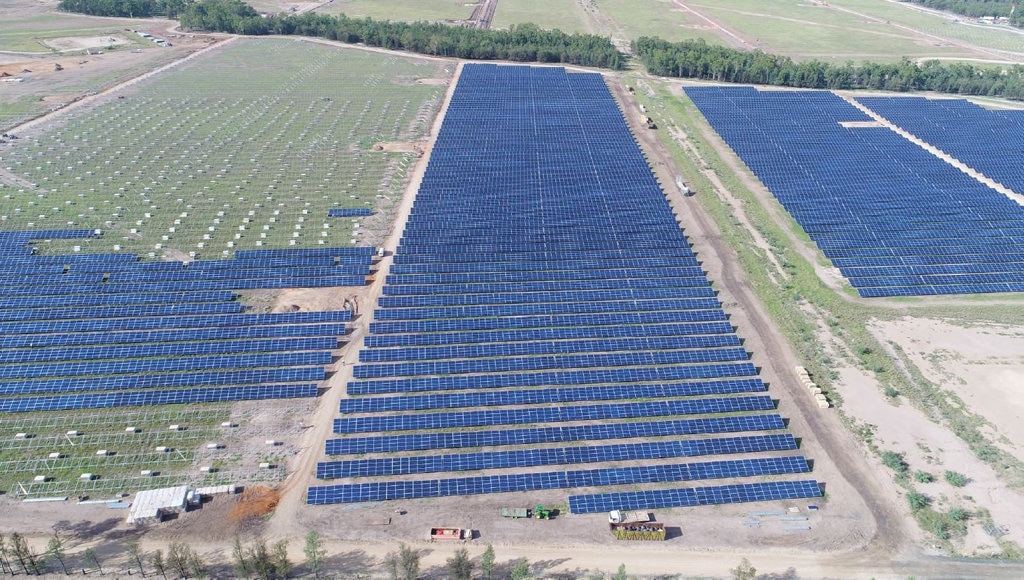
[228,486,281,524]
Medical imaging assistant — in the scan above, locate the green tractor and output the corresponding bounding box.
[534,505,552,520]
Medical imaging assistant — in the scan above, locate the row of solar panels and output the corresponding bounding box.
[333,396,775,433]
[0,336,338,364]
[368,310,729,335]
[1,310,349,337]
[1,367,325,396]
[0,383,318,413]
[347,363,760,395]
[326,414,787,455]
[317,434,799,478]
[357,335,742,363]
[4,256,370,275]
[371,298,722,321]
[391,247,697,265]
[362,322,735,348]
[306,459,813,505]
[0,276,366,295]
[339,378,765,414]
[351,348,750,380]
[0,322,349,349]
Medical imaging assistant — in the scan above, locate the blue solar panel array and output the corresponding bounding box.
[328,208,373,217]
[0,229,373,412]
[685,86,1024,297]
[308,64,819,513]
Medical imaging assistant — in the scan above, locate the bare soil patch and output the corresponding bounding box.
[41,34,131,51]
[415,77,449,85]
[372,141,426,153]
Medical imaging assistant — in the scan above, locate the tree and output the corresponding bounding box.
[481,544,496,580]
[47,535,69,575]
[384,543,419,580]
[272,540,291,579]
[167,542,191,579]
[511,558,532,580]
[83,547,103,575]
[613,563,628,580]
[247,537,274,579]
[11,533,44,575]
[730,557,757,580]
[233,536,252,578]
[187,550,206,579]
[303,530,326,579]
[151,549,167,580]
[446,547,473,580]
[0,534,13,575]
[126,540,146,577]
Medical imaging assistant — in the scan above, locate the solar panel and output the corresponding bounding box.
[567,480,823,514]
[325,414,786,455]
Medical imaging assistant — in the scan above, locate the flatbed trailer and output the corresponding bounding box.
[501,507,530,518]
[610,521,666,541]
[430,527,471,541]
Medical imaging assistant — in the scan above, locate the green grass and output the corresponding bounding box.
[0,13,136,53]
[0,405,227,496]
[491,0,589,33]
[830,0,1024,56]
[314,0,473,22]
[595,0,725,45]
[687,0,976,62]
[0,38,448,257]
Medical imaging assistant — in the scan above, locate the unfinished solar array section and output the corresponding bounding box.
[685,86,1024,297]
[307,64,821,511]
[0,230,371,413]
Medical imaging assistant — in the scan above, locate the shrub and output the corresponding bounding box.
[908,491,931,511]
[948,508,969,522]
[944,470,969,487]
[881,451,909,476]
[913,470,934,483]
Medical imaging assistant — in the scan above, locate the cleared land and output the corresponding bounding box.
[0,38,448,256]
[312,0,474,22]
[490,0,589,33]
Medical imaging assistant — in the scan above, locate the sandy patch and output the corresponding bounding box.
[372,141,425,154]
[42,35,132,52]
[415,77,449,85]
[871,317,1024,465]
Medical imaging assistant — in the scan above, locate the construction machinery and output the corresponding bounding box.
[608,510,651,524]
[533,505,552,519]
[430,527,472,541]
[610,521,666,541]
[501,507,530,518]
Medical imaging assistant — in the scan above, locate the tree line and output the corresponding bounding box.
[900,0,1024,27]
[57,0,191,18]
[177,0,624,69]
[634,37,1024,100]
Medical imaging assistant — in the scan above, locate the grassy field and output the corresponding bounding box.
[685,0,977,62]
[591,0,725,45]
[314,0,472,22]
[831,0,1024,56]
[490,0,589,33]
[0,12,139,53]
[0,38,449,256]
